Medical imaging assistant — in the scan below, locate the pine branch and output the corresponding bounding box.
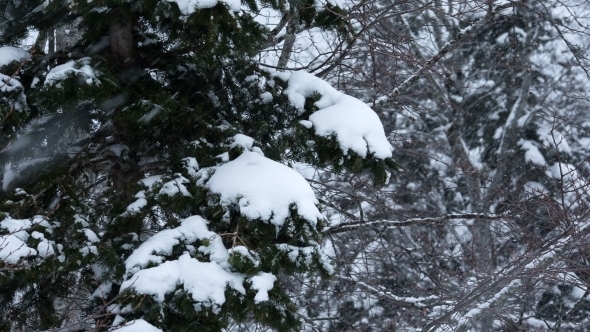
[373,2,516,109]
[324,212,512,235]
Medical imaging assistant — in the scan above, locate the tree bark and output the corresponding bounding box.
[110,8,135,67]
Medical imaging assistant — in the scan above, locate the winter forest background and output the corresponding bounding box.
[1,0,590,331]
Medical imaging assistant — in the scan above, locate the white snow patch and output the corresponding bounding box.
[205,151,323,226]
[0,73,23,92]
[91,282,113,299]
[299,120,313,129]
[0,47,30,67]
[166,0,241,15]
[230,134,255,151]
[125,191,148,214]
[108,144,129,157]
[125,216,228,273]
[140,175,163,189]
[519,140,546,165]
[44,57,100,86]
[250,272,276,303]
[260,91,273,103]
[549,162,578,181]
[0,235,36,263]
[158,176,191,197]
[0,217,54,263]
[283,71,392,159]
[524,181,548,195]
[183,157,199,178]
[122,252,245,306]
[84,229,100,243]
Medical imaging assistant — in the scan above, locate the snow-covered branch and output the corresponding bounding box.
[324,213,512,235]
[335,275,440,308]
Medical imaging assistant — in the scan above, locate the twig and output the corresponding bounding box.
[324,212,512,235]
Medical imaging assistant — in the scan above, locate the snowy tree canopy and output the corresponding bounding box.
[2,0,590,331]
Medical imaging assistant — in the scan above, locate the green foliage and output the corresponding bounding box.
[0,0,394,329]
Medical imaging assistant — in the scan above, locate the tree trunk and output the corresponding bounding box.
[110,8,135,67]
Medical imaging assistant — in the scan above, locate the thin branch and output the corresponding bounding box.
[324,212,512,235]
[334,275,440,308]
[373,2,516,109]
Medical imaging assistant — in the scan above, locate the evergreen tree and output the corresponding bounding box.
[0,0,398,330]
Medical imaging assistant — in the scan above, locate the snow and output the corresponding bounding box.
[84,229,100,243]
[230,134,255,150]
[32,231,55,257]
[125,216,227,272]
[44,57,100,86]
[260,92,273,103]
[0,234,37,264]
[158,176,191,197]
[114,319,163,332]
[0,46,30,67]
[524,181,548,195]
[250,272,276,303]
[122,252,245,307]
[519,140,546,165]
[140,175,163,189]
[0,217,39,264]
[125,191,147,214]
[299,120,313,129]
[108,144,129,157]
[166,0,241,15]
[183,157,199,178]
[0,73,23,92]
[313,0,343,10]
[283,71,392,159]
[91,282,113,299]
[549,162,578,181]
[204,150,323,227]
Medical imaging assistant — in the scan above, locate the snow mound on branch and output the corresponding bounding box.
[204,151,323,226]
[0,73,28,111]
[122,216,278,309]
[158,175,191,197]
[0,216,54,264]
[250,272,276,303]
[122,252,245,305]
[166,0,241,15]
[283,71,392,159]
[0,47,29,67]
[0,73,23,92]
[44,57,100,86]
[519,140,546,166]
[125,216,227,273]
